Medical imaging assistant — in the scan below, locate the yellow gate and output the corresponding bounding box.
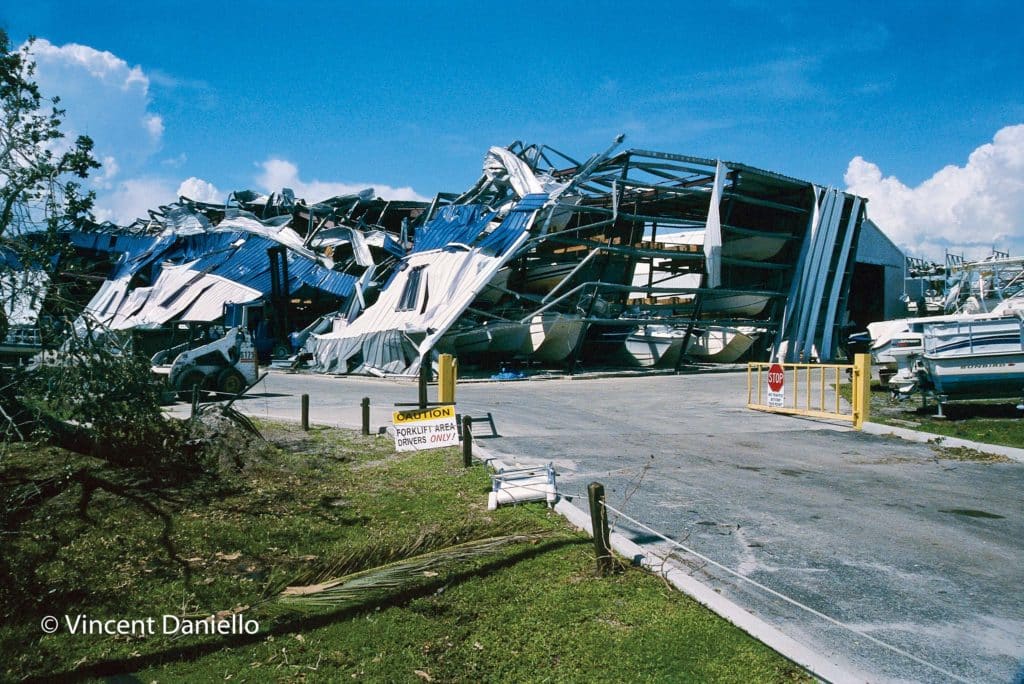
[747,353,870,429]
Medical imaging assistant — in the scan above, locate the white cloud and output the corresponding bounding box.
[95,156,119,188]
[29,40,148,89]
[256,158,428,203]
[92,178,177,225]
[845,124,1024,259]
[25,38,163,183]
[23,39,206,226]
[177,177,223,204]
[144,114,164,140]
[161,153,188,168]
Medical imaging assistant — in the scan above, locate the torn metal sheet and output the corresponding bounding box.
[483,146,568,199]
[72,204,359,334]
[307,195,547,375]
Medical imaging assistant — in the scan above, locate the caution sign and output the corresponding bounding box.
[767,363,785,408]
[392,405,460,452]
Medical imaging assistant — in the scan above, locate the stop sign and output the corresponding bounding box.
[767,363,785,392]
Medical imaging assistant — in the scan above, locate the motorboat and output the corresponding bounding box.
[887,303,1024,404]
[439,312,586,364]
[868,295,1024,383]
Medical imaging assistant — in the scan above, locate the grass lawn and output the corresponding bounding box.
[1,420,808,683]
[844,381,1024,450]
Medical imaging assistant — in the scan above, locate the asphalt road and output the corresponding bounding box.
[177,369,1024,683]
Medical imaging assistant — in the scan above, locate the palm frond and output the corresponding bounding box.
[277,533,550,608]
[197,403,265,441]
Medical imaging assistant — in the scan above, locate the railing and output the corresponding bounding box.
[747,353,870,429]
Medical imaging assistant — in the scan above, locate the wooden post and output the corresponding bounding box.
[418,362,430,409]
[588,482,612,576]
[462,416,473,467]
[361,397,370,436]
[301,393,309,431]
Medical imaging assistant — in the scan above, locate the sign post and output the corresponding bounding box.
[392,405,460,452]
[767,363,785,408]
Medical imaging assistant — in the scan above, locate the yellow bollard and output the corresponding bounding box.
[438,354,457,404]
[852,353,871,430]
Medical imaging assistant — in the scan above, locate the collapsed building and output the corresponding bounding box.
[56,190,425,359]
[307,139,869,373]
[5,137,888,374]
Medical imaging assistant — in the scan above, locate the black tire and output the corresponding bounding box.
[272,342,290,359]
[216,367,247,396]
[176,369,209,401]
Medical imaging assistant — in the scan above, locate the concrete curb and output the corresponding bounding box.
[863,421,1024,463]
[472,440,867,684]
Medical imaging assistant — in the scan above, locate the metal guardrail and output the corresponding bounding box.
[747,353,870,429]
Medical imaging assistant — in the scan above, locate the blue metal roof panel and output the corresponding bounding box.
[411,205,495,253]
[71,230,354,305]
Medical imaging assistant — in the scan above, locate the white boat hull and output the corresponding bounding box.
[624,327,688,367]
[922,315,1024,398]
[686,326,760,363]
[526,314,586,362]
[624,324,760,366]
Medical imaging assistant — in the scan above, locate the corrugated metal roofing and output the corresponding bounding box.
[184,234,355,297]
[409,194,546,257]
[71,229,356,303]
[310,194,546,374]
[67,232,160,258]
[411,205,494,253]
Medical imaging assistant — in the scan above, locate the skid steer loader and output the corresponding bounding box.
[152,326,259,401]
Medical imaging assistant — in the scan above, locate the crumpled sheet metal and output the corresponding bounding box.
[483,146,568,199]
[84,260,263,329]
[76,209,354,330]
[308,195,547,375]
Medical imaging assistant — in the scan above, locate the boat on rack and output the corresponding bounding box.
[624,325,694,367]
[686,324,761,363]
[525,313,586,362]
[622,323,761,367]
[438,312,585,364]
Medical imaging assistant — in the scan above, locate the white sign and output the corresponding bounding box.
[392,405,460,452]
[767,363,785,408]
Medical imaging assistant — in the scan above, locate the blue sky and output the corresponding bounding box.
[3,1,1023,258]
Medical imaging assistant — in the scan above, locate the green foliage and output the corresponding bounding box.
[0,29,100,348]
[16,324,190,469]
[0,29,100,238]
[0,32,185,476]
